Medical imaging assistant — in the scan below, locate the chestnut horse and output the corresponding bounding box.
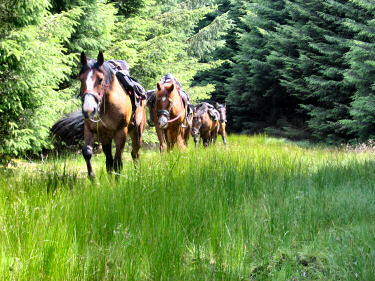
[79,51,146,178]
[191,103,219,148]
[216,103,227,146]
[152,80,190,151]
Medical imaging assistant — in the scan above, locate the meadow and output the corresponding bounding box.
[0,135,374,280]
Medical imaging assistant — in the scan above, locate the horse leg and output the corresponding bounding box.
[82,127,96,178]
[114,127,127,172]
[182,123,191,146]
[172,128,185,151]
[221,130,227,146]
[102,141,113,172]
[212,126,218,144]
[177,133,186,150]
[194,136,198,148]
[130,127,142,163]
[156,126,167,152]
[203,137,209,147]
[166,129,175,151]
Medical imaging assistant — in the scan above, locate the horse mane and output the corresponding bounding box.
[79,58,114,86]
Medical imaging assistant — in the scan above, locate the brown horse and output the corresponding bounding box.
[191,103,219,148]
[216,103,227,146]
[152,80,190,152]
[79,51,146,178]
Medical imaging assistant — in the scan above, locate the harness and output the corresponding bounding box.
[80,82,110,123]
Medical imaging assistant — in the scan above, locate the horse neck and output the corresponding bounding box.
[170,90,184,119]
[99,76,127,116]
[204,112,213,127]
[219,121,226,134]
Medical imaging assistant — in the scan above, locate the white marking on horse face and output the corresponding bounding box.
[85,70,94,90]
[83,94,97,114]
[162,97,166,102]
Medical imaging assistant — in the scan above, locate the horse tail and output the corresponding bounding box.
[50,110,84,146]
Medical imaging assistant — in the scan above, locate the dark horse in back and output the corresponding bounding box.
[52,52,146,178]
[151,80,191,151]
[191,102,219,148]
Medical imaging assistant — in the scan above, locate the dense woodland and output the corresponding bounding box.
[1,0,375,157]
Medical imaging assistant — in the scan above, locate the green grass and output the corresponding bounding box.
[1,135,374,280]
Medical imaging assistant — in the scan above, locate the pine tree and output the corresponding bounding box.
[342,0,375,141]
[225,0,292,134]
[107,0,227,99]
[267,0,368,143]
[0,0,82,156]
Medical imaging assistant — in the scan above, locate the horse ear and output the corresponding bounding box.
[157,82,161,91]
[97,51,104,66]
[168,83,174,92]
[216,102,219,108]
[80,52,87,65]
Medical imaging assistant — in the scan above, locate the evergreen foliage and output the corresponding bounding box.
[342,0,375,140]
[0,0,230,157]
[0,1,82,156]
[4,0,375,157]
[226,0,291,134]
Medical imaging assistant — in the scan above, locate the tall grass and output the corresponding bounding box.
[0,135,374,280]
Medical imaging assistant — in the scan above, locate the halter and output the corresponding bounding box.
[81,82,110,123]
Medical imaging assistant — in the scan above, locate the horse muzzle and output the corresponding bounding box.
[82,107,98,119]
[158,115,168,129]
[82,94,99,119]
[157,109,170,129]
[191,128,199,137]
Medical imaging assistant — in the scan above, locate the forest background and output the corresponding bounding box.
[1,0,375,158]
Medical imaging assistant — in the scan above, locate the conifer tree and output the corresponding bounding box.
[270,0,369,143]
[225,0,291,134]
[342,0,375,140]
[0,0,82,156]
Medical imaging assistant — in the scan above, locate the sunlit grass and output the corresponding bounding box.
[1,135,374,280]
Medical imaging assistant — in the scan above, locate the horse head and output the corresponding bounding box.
[78,51,112,119]
[191,107,201,140]
[216,102,227,123]
[155,81,183,129]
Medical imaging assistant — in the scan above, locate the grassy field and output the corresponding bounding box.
[0,135,374,280]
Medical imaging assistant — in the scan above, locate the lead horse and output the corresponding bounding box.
[152,80,191,151]
[79,51,146,178]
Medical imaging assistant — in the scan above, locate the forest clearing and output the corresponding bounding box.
[2,0,375,280]
[1,135,374,280]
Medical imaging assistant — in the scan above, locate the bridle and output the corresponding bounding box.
[80,81,110,123]
[157,85,184,125]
